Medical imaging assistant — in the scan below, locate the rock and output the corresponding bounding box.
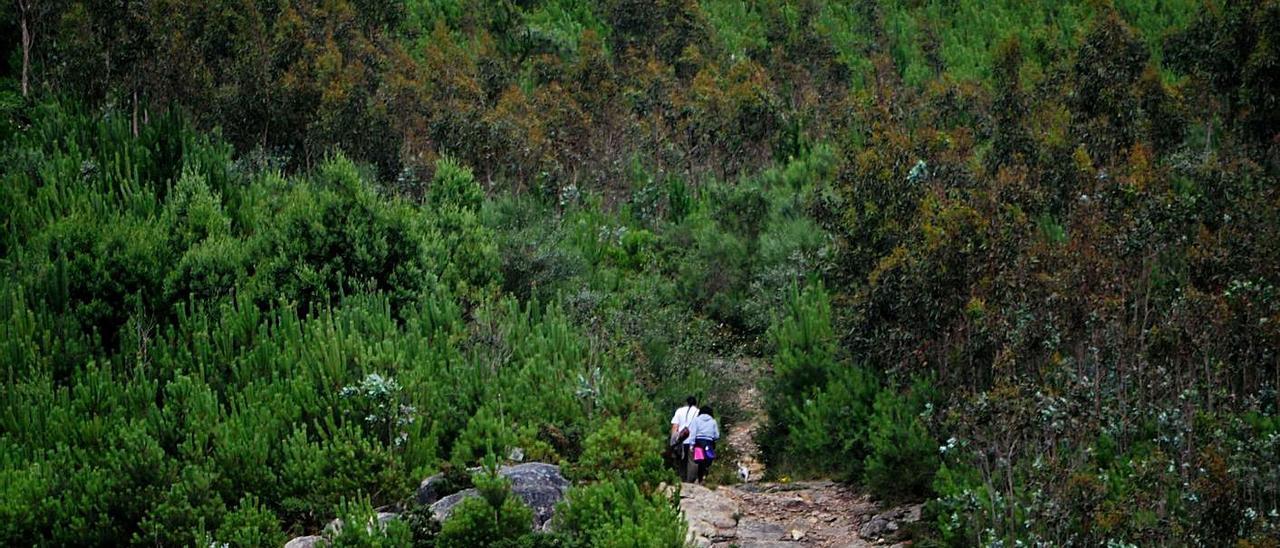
[789,529,805,541]
[416,473,450,505]
[322,518,340,536]
[736,518,785,540]
[429,462,570,530]
[322,512,399,536]
[859,503,923,540]
[859,517,891,539]
[831,540,877,548]
[283,535,326,548]
[679,483,741,546]
[903,503,923,522]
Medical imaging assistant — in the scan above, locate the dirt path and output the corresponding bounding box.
[679,359,920,547]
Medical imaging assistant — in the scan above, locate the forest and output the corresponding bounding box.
[1,0,1277,546]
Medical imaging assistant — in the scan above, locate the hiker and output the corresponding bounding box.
[690,405,720,483]
[669,396,699,482]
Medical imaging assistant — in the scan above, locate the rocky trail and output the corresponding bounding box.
[679,360,921,547]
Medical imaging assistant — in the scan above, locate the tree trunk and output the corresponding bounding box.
[19,0,31,97]
[132,89,139,137]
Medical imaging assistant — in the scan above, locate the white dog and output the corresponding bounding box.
[737,461,750,482]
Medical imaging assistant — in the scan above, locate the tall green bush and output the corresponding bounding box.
[762,283,840,469]
[864,381,940,501]
[552,479,685,548]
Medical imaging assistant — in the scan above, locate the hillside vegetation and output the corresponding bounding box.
[2,0,1278,546]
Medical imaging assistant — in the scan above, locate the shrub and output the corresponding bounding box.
[248,153,442,312]
[551,479,685,548]
[134,465,227,546]
[214,495,287,548]
[426,157,500,297]
[864,384,939,501]
[436,470,534,548]
[761,283,839,469]
[784,364,879,480]
[277,425,406,526]
[330,497,413,548]
[675,213,751,327]
[399,499,442,548]
[566,417,671,490]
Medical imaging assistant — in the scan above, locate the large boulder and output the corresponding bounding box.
[429,463,570,530]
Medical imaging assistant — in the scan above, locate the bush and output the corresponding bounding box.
[214,495,287,548]
[250,154,441,313]
[551,479,685,548]
[399,499,442,548]
[134,465,226,546]
[864,383,939,501]
[330,497,413,548]
[784,364,879,480]
[566,417,671,490]
[436,470,534,548]
[426,158,500,297]
[761,283,840,470]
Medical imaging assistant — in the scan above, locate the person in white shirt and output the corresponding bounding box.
[669,396,699,482]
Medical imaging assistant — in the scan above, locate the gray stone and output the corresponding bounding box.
[859,517,891,539]
[416,473,449,506]
[859,503,922,540]
[322,512,400,537]
[429,462,570,530]
[736,518,785,540]
[679,483,741,546]
[283,535,326,548]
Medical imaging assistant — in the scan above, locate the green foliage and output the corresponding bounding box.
[567,417,671,489]
[134,465,226,546]
[864,381,939,501]
[5,0,1280,545]
[436,471,533,548]
[400,499,443,547]
[783,364,879,480]
[764,284,838,436]
[552,480,686,548]
[0,104,725,545]
[427,158,501,297]
[252,153,442,312]
[215,495,288,548]
[330,497,414,548]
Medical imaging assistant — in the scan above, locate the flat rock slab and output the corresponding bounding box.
[737,518,786,540]
[680,483,741,546]
[733,542,805,548]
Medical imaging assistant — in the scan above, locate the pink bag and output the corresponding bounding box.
[693,446,706,461]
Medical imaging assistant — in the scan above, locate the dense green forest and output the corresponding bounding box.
[2,0,1278,546]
